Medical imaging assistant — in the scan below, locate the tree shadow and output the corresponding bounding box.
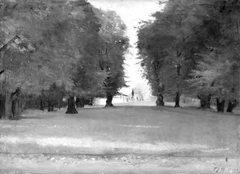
[19,116,43,120]
[83,105,156,110]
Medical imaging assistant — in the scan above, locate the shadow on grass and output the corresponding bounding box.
[104,104,239,117]
[19,116,44,120]
[83,105,156,110]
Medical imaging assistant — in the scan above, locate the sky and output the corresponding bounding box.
[89,0,164,96]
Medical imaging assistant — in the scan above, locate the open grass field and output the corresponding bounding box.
[0,101,240,173]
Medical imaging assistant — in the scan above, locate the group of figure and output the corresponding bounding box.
[126,89,144,102]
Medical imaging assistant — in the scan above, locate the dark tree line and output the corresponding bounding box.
[137,0,240,113]
[0,0,128,119]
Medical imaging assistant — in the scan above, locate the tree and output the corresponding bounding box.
[96,9,129,107]
[138,0,240,112]
[137,21,166,106]
[64,5,129,111]
[0,0,129,118]
[71,8,107,109]
[137,0,205,107]
[40,83,66,111]
[188,0,240,112]
[0,0,96,118]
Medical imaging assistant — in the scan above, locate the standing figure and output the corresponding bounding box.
[131,89,134,101]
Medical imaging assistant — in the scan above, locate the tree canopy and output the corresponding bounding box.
[137,0,240,112]
[0,0,129,118]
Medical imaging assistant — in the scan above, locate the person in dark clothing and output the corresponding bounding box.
[131,89,134,100]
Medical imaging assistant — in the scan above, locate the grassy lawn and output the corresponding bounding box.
[0,104,239,157]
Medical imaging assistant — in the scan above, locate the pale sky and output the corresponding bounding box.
[89,0,164,95]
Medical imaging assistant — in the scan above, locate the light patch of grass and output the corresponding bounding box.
[0,106,238,156]
[0,136,209,150]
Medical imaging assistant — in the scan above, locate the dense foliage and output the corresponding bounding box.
[137,0,240,112]
[0,0,128,119]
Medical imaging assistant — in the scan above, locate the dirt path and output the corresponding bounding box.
[1,153,239,174]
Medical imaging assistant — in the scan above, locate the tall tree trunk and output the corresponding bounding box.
[156,94,164,106]
[4,91,13,119]
[40,99,44,111]
[88,97,94,106]
[105,92,114,107]
[58,96,63,110]
[47,100,54,112]
[6,88,21,119]
[21,98,26,111]
[76,97,84,108]
[174,92,180,107]
[216,98,225,112]
[0,95,5,119]
[156,83,165,106]
[76,98,80,108]
[198,94,211,109]
[19,96,24,112]
[226,100,238,113]
[12,99,20,120]
[66,95,78,114]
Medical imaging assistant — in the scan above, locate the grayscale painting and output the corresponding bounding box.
[0,0,240,173]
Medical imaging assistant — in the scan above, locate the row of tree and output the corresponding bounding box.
[0,0,128,119]
[137,0,240,113]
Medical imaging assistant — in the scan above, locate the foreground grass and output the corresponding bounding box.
[0,105,239,157]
